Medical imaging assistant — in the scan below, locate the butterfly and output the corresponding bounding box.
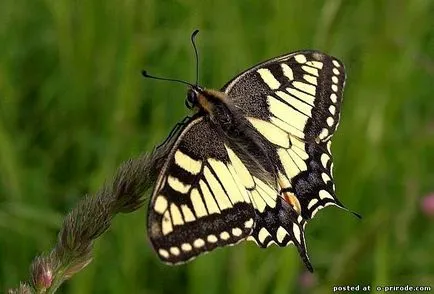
[144,31,351,272]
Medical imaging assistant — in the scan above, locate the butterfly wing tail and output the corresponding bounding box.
[250,197,313,272]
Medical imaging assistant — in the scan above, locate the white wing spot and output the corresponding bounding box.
[258,228,271,243]
[319,190,334,200]
[332,60,341,67]
[281,63,294,80]
[307,198,318,210]
[327,117,334,127]
[332,76,339,84]
[193,238,205,248]
[327,141,332,153]
[330,93,337,103]
[294,54,307,64]
[244,218,254,229]
[232,227,243,237]
[220,231,230,240]
[257,68,281,90]
[158,249,169,258]
[321,153,330,168]
[333,67,340,75]
[292,223,301,244]
[170,247,180,256]
[321,172,331,183]
[319,128,329,140]
[331,84,338,92]
[154,195,168,214]
[276,226,288,243]
[207,234,218,243]
[247,235,258,245]
[329,105,336,115]
[181,243,192,252]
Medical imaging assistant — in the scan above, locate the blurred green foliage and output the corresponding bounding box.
[1,0,434,293]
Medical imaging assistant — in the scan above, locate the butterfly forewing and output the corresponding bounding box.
[222,50,346,220]
[148,117,258,263]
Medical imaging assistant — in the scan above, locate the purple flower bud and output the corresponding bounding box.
[31,257,53,290]
[421,194,434,217]
[38,269,53,289]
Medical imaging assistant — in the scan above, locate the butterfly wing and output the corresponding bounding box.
[148,115,311,270]
[222,50,346,220]
[249,196,312,272]
[148,116,254,263]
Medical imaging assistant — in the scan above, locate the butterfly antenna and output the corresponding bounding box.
[191,29,200,85]
[141,70,195,88]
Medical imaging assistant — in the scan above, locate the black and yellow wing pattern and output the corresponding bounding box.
[147,50,349,271]
[148,116,311,268]
[222,50,347,220]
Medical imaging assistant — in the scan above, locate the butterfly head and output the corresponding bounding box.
[186,85,204,109]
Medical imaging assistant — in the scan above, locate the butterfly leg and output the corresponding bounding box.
[156,116,192,150]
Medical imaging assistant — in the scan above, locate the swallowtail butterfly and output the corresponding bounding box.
[145,31,351,272]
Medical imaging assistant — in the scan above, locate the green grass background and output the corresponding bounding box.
[1,0,433,293]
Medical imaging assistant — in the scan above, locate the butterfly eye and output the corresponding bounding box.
[185,89,197,109]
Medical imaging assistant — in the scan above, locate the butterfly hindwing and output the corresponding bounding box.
[249,195,312,272]
[222,50,346,220]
